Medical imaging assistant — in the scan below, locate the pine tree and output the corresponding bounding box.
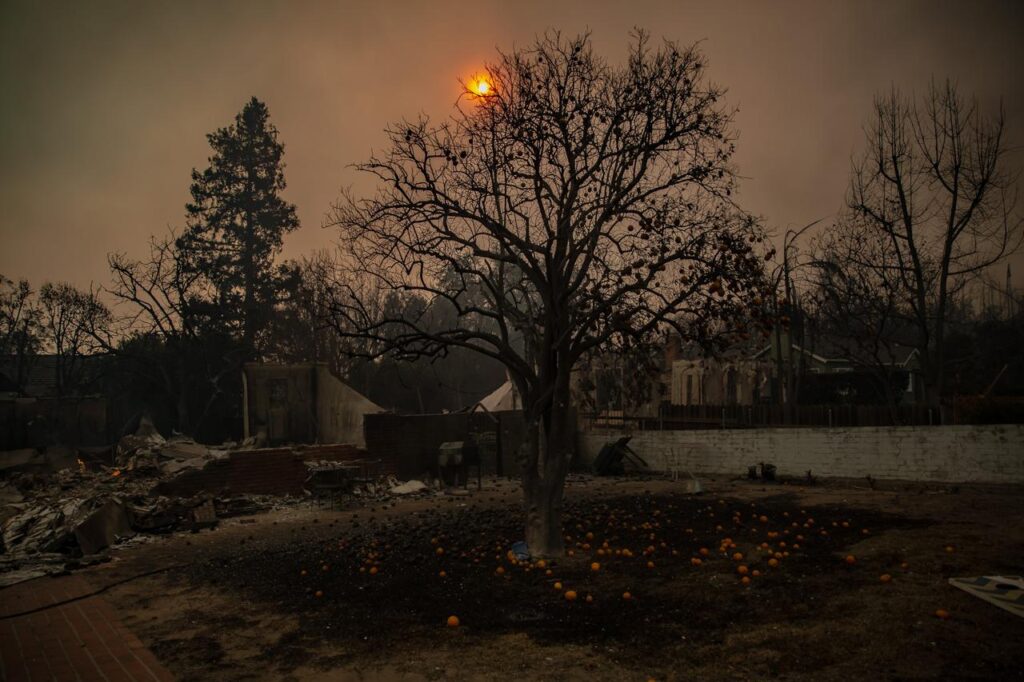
[178,97,299,359]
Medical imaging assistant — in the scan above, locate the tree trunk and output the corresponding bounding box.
[519,376,574,558]
[523,469,566,557]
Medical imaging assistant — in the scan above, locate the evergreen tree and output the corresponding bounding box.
[178,97,299,359]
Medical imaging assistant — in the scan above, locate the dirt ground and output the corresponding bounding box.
[81,475,1023,681]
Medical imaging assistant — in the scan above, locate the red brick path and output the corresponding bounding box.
[0,574,174,681]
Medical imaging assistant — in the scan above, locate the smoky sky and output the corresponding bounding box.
[1,0,1022,290]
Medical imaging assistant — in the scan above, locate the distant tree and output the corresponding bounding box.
[327,32,771,556]
[262,253,341,368]
[177,97,300,359]
[0,274,40,392]
[97,232,239,436]
[37,282,110,396]
[812,81,1022,410]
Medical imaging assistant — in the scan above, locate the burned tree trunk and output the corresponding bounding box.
[520,373,574,557]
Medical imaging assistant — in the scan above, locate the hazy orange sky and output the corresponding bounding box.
[1,0,1022,290]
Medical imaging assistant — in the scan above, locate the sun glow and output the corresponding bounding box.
[468,76,492,97]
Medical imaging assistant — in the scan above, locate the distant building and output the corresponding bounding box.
[0,355,110,449]
[660,331,922,407]
[472,376,522,413]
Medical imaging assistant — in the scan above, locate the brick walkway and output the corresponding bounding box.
[0,574,174,681]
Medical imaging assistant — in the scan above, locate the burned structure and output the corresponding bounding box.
[242,363,382,447]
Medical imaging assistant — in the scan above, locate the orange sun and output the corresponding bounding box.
[469,76,492,96]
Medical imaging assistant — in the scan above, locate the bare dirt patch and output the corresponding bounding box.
[95,477,1024,681]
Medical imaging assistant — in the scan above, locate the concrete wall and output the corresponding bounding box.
[244,364,317,444]
[315,366,382,448]
[578,424,1024,484]
[244,363,382,447]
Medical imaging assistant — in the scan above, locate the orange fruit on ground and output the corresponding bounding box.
[944,545,955,553]
[900,562,909,569]
[732,552,744,561]
[737,565,749,575]
[935,609,950,620]
[447,615,460,627]
[564,590,578,601]
[622,591,632,600]
[554,581,563,590]
[536,559,547,568]
[300,570,307,576]
[752,569,761,577]
[585,594,594,603]
[591,562,601,572]
[691,558,702,566]
[880,574,892,583]
[844,555,856,565]
[647,561,655,569]
[369,566,378,575]
[495,567,505,575]
[768,558,779,568]
[439,570,447,577]
[314,590,324,598]
[741,576,751,585]
[436,547,445,556]
[699,548,710,556]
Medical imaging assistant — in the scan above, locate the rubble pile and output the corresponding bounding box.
[1,419,440,587]
[0,420,292,587]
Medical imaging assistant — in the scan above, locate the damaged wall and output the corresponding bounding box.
[243,363,382,447]
[314,365,381,447]
[577,424,1024,484]
[154,448,308,497]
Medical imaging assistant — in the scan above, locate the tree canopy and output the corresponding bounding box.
[177,97,300,359]
[328,32,771,555]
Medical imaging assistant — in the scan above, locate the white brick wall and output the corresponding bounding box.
[578,424,1024,484]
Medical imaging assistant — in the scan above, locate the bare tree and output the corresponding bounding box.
[37,282,110,397]
[0,274,41,393]
[327,32,770,556]
[813,81,1021,410]
[99,231,237,435]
